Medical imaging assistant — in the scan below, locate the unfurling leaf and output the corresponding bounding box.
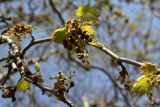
[35,62,40,72]
[81,25,95,36]
[76,4,100,24]
[89,40,104,48]
[140,62,158,75]
[17,78,30,92]
[131,75,152,96]
[51,27,69,44]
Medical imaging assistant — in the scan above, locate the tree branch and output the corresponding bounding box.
[0,57,8,62]
[24,77,74,107]
[68,55,132,107]
[21,36,143,67]
[93,45,143,67]
[21,37,52,57]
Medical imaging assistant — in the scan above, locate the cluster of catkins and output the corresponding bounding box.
[63,19,93,64]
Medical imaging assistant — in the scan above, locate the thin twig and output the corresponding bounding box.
[21,37,52,57]
[0,57,8,62]
[68,56,132,107]
[94,45,143,67]
[48,0,65,24]
[21,36,143,67]
[24,77,74,107]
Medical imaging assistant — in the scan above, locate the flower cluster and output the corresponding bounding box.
[50,71,75,94]
[63,19,94,63]
[3,23,33,41]
[1,86,16,102]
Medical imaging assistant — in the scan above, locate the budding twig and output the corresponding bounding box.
[20,36,143,67]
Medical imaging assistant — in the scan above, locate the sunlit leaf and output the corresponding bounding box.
[89,40,104,48]
[51,27,69,44]
[76,4,100,24]
[81,25,95,36]
[131,75,152,96]
[17,78,30,92]
[140,62,158,75]
[76,5,84,18]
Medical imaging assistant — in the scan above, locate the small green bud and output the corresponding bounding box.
[35,62,40,72]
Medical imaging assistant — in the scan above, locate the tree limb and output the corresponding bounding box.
[21,37,143,67]
[92,45,143,67]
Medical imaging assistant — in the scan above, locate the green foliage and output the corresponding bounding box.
[50,18,97,63]
[17,78,30,92]
[131,75,152,96]
[76,4,100,24]
[81,25,95,37]
[51,19,97,63]
[51,27,69,44]
[131,62,158,96]
[50,18,102,63]
[140,62,158,75]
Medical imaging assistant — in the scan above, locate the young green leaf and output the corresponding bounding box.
[81,25,95,36]
[17,78,30,92]
[76,4,100,24]
[76,5,84,17]
[131,75,152,96]
[51,27,69,44]
[140,62,158,75]
[89,40,104,48]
